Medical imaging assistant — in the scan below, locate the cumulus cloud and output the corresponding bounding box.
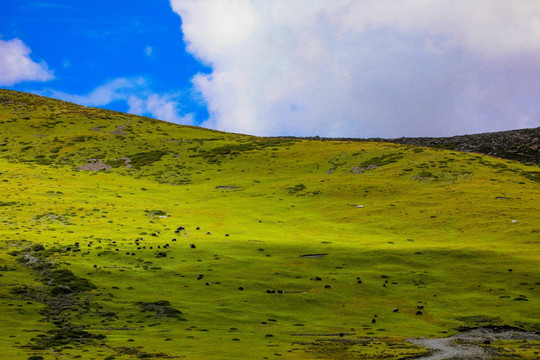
[171,0,540,137]
[47,77,194,125]
[0,38,53,86]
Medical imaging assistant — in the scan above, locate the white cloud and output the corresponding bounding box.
[128,93,194,124]
[49,77,146,106]
[0,38,53,86]
[144,45,153,57]
[46,77,194,125]
[171,0,540,137]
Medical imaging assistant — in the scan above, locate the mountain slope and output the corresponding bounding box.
[0,89,538,359]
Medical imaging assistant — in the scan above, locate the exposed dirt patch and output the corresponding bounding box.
[77,160,112,171]
[111,125,127,135]
[351,164,379,174]
[407,327,540,360]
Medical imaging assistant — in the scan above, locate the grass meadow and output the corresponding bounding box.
[0,89,538,359]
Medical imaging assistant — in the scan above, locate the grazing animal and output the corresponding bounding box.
[371,319,376,324]
[393,308,399,313]
[508,269,512,272]
[417,305,424,310]
[196,227,200,230]
[205,282,210,286]
[172,238,176,242]
[238,287,244,291]
[266,290,272,293]
[197,274,203,280]
[206,232,211,235]
[176,226,185,232]
[190,244,196,249]
[225,234,229,237]
[277,290,284,294]
[357,280,362,284]
[416,311,423,316]
[483,340,490,345]
[383,283,386,287]
[325,285,331,289]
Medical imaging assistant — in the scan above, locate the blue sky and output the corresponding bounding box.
[1,0,208,123]
[1,1,539,137]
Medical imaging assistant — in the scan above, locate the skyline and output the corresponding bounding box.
[1,0,539,138]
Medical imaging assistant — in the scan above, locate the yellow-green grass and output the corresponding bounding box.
[0,89,538,359]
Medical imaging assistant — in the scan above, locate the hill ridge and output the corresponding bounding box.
[2,88,538,165]
[278,127,540,165]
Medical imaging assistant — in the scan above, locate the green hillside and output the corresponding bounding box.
[0,89,538,359]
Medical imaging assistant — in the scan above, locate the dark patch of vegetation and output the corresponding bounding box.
[416,170,437,179]
[358,153,404,167]
[27,326,106,350]
[287,183,307,195]
[456,315,504,330]
[46,269,96,293]
[128,150,168,169]
[194,139,296,162]
[104,158,127,168]
[9,242,106,351]
[136,300,185,320]
[521,171,540,183]
[113,346,175,358]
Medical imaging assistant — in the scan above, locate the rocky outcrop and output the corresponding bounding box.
[388,127,539,165]
[278,127,540,165]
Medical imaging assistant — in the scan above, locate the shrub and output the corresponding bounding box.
[128,150,167,168]
[287,184,306,195]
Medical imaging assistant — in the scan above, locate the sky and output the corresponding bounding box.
[1,0,539,138]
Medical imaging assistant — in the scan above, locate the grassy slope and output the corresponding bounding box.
[0,89,538,359]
